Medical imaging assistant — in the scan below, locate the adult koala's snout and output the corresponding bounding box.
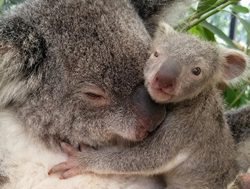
[132,86,166,140]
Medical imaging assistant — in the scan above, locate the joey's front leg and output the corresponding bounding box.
[48,142,100,179]
[49,131,190,179]
[49,142,147,179]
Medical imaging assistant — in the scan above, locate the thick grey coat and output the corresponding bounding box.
[0,0,248,188]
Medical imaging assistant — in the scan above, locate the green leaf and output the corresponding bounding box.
[0,0,4,8]
[224,87,238,107]
[197,0,217,13]
[189,25,216,41]
[231,5,249,13]
[200,21,237,48]
[224,87,244,108]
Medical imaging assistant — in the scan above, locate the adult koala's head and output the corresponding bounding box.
[0,0,166,148]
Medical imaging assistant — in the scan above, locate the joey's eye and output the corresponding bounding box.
[192,67,201,76]
[154,51,159,57]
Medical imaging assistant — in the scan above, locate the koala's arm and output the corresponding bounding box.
[49,128,190,178]
[79,137,177,176]
[226,105,250,143]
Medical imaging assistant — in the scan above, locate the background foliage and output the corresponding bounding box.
[175,0,250,109]
[0,0,250,109]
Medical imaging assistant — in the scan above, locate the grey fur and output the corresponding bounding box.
[130,0,193,35]
[0,151,10,186]
[130,0,175,20]
[0,0,193,187]
[130,0,175,34]
[53,26,249,188]
[0,175,9,186]
[226,105,250,143]
[0,0,168,150]
[0,0,249,188]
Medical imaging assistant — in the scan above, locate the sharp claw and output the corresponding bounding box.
[60,142,77,156]
[48,143,83,179]
[48,169,53,175]
[60,168,81,179]
[48,162,70,175]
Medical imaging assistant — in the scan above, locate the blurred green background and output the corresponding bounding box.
[176,0,250,109]
[1,0,250,109]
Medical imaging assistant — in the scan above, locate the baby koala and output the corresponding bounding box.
[49,23,248,189]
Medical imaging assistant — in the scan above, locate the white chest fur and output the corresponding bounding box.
[0,112,161,189]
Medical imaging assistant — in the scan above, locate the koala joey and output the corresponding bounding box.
[49,23,248,189]
[0,0,249,188]
[47,21,247,189]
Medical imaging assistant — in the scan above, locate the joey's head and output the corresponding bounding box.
[0,0,166,148]
[145,23,248,103]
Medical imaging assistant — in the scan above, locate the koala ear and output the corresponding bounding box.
[156,22,177,38]
[219,48,248,80]
[159,22,176,35]
[152,22,177,48]
[0,17,47,77]
[0,16,47,106]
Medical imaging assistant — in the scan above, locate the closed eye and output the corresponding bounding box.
[79,83,110,107]
[84,92,104,100]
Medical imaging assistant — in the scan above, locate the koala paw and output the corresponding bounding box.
[48,142,90,179]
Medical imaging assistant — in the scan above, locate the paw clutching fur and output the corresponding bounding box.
[48,142,91,179]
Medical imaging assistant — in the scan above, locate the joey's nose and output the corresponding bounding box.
[154,73,175,90]
[132,86,166,139]
[153,62,180,92]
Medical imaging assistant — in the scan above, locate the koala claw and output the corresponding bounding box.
[48,142,84,179]
[48,161,82,179]
[60,167,82,179]
[61,142,79,156]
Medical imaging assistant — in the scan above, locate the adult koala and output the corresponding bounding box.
[0,0,249,189]
[0,0,185,188]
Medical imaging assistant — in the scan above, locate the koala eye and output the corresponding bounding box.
[80,83,110,107]
[84,92,104,100]
[154,51,159,57]
[192,67,201,76]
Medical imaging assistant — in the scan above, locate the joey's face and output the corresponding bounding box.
[144,34,219,103]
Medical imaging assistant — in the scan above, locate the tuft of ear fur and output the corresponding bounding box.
[158,22,177,37]
[0,16,47,107]
[130,0,195,36]
[153,22,177,47]
[159,0,194,27]
[218,47,248,83]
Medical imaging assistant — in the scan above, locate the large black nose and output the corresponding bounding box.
[153,62,181,93]
[132,85,166,140]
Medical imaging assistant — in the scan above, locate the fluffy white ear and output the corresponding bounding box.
[158,22,177,36]
[219,47,248,80]
[153,22,177,48]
